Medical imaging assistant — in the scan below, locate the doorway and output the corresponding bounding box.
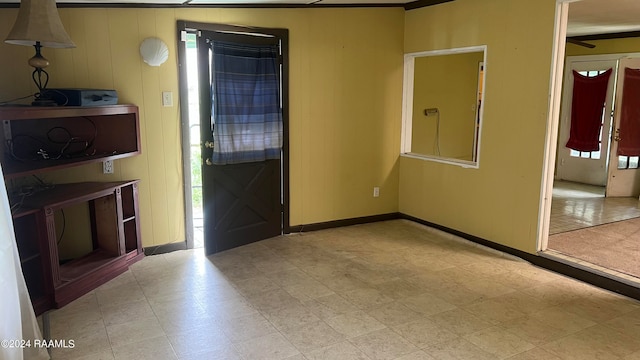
[541,2,640,282]
[177,21,290,254]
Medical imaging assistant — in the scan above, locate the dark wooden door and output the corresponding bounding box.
[197,30,286,255]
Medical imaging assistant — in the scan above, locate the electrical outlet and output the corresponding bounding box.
[103,160,114,174]
[373,187,380,198]
[162,91,173,107]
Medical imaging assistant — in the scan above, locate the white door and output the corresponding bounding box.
[606,57,640,197]
[556,59,617,186]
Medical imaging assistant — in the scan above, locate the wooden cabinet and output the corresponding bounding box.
[13,181,143,313]
[0,105,140,179]
[1,105,143,315]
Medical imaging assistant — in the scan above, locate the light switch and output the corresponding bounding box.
[162,91,173,107]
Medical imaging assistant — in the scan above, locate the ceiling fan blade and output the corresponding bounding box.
[566,38,596,48]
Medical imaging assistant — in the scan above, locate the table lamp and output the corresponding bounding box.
[5,0,76,106]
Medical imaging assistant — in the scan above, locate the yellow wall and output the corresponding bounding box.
[400,0,557,253]
[0,7,404,247]
[411,51,483,160]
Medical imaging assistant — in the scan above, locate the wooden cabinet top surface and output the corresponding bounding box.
[14,180,139,217]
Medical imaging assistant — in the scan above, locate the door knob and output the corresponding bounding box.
[615,129,621,142]
[205,158,213,166]
[204,141,214,149]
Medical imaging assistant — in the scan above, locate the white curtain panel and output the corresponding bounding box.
[0,164,49,360]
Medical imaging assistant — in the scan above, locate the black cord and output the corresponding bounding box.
[8,175,55,215]
[0,94,35,106]
[7,116,98,161]
[57,209,66,245]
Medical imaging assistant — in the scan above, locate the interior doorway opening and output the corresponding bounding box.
[540,1,640,285]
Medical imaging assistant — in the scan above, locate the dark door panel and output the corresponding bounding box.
[204,159,281,253]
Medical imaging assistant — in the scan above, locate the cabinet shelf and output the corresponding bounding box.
[0,105,140,179]
[59,249,121,283]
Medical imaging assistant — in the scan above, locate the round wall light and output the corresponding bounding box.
[140,37,169,67]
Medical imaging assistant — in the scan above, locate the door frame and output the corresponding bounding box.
[176,20,291,249]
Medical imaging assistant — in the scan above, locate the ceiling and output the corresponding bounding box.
[567,0,640,37]
[0,0,638,38]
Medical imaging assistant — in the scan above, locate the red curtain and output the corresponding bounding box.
[617,68,640,156]
[566,68,612,152]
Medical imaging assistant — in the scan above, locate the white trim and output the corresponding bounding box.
[401,45,487,169]
[401,54,415,153]
[400,153,478,169]
[538,1,569,252]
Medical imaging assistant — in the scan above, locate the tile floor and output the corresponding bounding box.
[547,180,640,283]
[46,220,640,360]
[549,180,640,235]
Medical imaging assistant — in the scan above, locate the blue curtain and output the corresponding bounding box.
[210,41,282,165]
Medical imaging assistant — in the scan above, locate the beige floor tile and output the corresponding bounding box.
[148,296,207,319]
[304,341,371,360]
[462,298,528,325]
[423,338,495,360]
[340,287,396,310]
[197,296,260,322]
[488,290,559,316]
[366,301,426,327]
[303,294,361,319]
[167,327,237,359]
[50,322,112,359]
[220,312,278,342]
[155,310,220,336]
[50,308,104,338]
[463,326,535,359]
[564,296,639,323]
[399,293,457,317]
[391,318,459,349]
[394,350,437,360]
[262,303,322,332]
[231,274,282,296]
[421,282,487,306]
[323,310,386,338]
[111,335,177,360]
[530,306,596,334]
[100,299,156,327]
[234,332,300,360]
[282,280,336,302]
[427,309,493,336]
[374,278,427,299]
[49,292,100,320]
[244,288,303,312]
[95,282,147,307]
[63,348,116,360]
[501,316,574,346]
[105,317,166,348]
[350,328,419,360]
[604,308,640,334]
[504,347,563,360]
[542,324,640,359]
[279,319,345,352]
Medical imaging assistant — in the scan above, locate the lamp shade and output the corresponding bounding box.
[140,37,169,67]
[5,0,75,49]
